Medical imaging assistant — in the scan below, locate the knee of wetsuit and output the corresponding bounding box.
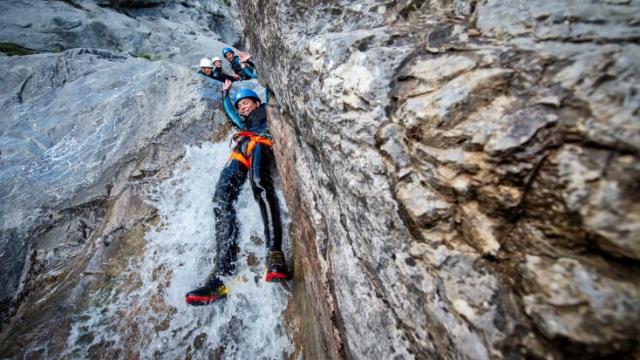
[212,192,234,213]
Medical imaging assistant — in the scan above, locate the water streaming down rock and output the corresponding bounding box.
[62,142,293,359]
[0,0,244,323]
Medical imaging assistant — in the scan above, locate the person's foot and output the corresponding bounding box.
[265,250,289,282]
[185,277,228,306]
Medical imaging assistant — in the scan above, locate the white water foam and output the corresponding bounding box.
[64,140,293,359]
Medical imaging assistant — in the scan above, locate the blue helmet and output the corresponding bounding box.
[222,47,234,57]
[234,89,261,108]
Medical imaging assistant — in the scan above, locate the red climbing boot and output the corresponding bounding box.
[185,277,229,306]
[265,250,289,282]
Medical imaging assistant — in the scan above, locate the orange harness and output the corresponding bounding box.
[229,131,273,169]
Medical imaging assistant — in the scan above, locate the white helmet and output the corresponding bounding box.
[199,58,213,68]
[211,57,222,63]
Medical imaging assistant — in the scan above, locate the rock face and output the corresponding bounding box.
[0,1,299,357]
[0,46,223,327]
[0,0,239,66]
[0,43,292,357]
[0,0,243,352]
[237,0,640,358]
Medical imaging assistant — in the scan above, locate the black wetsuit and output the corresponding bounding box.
[212,89,281,276]
[199,68,236,82]
[212,67,237,82]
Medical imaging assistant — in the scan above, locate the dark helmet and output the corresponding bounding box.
[234,89,261,108]
[222,47,234,57]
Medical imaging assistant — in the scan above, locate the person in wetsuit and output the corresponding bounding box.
[185,79,288,306]
[197,57,215,78]
[222,47,258,80]
[198,57,239,82]
[212,56,240,82]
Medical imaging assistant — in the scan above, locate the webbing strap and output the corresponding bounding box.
[231,132,273,169]
[235,131,259,138]
[247,137,273,155]
[229,151,249,169]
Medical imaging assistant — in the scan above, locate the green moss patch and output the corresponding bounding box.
[138,52,161,61]
[0,42,35,56]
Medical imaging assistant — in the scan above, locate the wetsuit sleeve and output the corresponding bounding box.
[237,57,258,79]
[242,66,258,79]
[264,88,270,106]
[223,89,244,129]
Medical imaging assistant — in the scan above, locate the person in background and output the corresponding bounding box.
[211,56,240,82]
[197,57,215,78]
[222,47,258,80]
[198,57,239,82]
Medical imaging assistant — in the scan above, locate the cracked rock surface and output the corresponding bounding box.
[238,0,640,358]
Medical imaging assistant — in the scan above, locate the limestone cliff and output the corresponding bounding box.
[237,0,640,358]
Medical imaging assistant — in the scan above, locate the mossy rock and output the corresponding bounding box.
[0,42,35,56]
[138,52,161,61]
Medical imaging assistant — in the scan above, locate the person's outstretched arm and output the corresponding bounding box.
[239,52,258,79]
[225,72,240,82]
[222,80,244,129]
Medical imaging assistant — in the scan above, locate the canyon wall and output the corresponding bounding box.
[237,0,640,358]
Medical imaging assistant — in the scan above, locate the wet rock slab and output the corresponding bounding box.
[0,47,224,345]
